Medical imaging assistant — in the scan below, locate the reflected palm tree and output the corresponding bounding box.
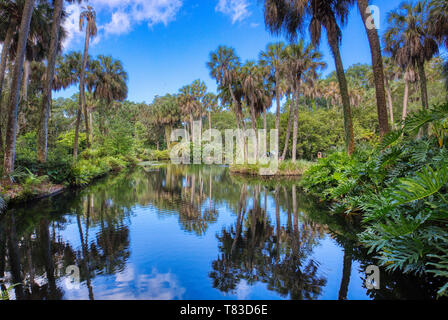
[210,183,326,300]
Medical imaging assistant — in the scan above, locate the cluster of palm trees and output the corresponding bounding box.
[260,0,447,156]
[0,1,128,178]
[207,41,326,162]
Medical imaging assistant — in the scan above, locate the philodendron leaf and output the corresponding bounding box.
[391,166,448,205]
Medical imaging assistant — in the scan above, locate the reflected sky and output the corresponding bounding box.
[0,165,442,300]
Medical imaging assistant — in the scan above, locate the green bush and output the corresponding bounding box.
[149,149,171,161]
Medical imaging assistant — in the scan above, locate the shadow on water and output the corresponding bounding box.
[0,165,444,300]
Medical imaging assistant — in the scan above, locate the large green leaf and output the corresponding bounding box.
[392,165,448,205]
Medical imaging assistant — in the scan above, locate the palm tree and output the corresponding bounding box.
[241,61,264,161]
[73,5,97,160]
[37,0,81,164]
[384,1,439,134]
[0,0,54,154]
[207,46,244,133]
[150,94,181,148]
[356,0,390,137]
[264,0,356,155]
[2,0,34,175]
[428,0,448,49]
[89,55,128,137]
[203,92,218,135]
[283,41,324,162]
[259,42,286,134]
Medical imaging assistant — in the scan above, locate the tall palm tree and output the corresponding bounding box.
[241,61,265,161]
[207,46,244,133]
[0,0,54,154]
[264,0,356,155]
[2,0,34,175]
[73,5,97,160]
[356,0,390,137]
[384,1,439,134]
[259,42,286,133]
[203,92,218,135]
[283,41,324,162]
[89,55,128,137]
[37,0,81,164]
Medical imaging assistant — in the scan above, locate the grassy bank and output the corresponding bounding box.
[230,160,313,176]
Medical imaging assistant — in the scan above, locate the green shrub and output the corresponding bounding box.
[149,149,171,161]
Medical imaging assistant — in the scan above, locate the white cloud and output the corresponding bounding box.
[215,0,251,24]
[62,0,183,49]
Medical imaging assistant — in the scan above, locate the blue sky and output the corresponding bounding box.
[56,0,406,104]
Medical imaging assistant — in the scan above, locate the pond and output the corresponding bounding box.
[0,165,441,300]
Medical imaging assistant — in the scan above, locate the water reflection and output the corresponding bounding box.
[0,165,444,300]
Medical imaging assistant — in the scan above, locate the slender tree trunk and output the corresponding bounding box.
[281,100,294,161]
[249,102,258,162]
[385,78,394,128]
[89,107,94,143]
[402,76,409,122]
[357,0,390,137]
[263,104,267,155]
[208,108,212,140]
[0,26,14,154]
[275,71,281,131]
[328,39,355,155]
[21,60,30,104]
[74,23,91,160]
[292,93,299,162]
[417,61,429,135]
[3,0,35,175]
[37,0,64,163]
[83,91,90,147]
[228,83,247,162]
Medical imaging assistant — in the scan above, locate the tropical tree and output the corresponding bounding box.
[203,92,218,134]
[207,46,244,133]
[2,0,35,176]
[37,0,82,164]
[259,42,286,133]
[356,0,390,137]
[283,41,325,162]
[384,1,439,134]
[89,55,128,137]
[428,0,448,49]
[240,61,265,161]
[150,94,181,148]
[73,5,97,160]
[263,0,356,155]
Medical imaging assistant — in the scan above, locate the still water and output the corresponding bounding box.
[0,165,441,300]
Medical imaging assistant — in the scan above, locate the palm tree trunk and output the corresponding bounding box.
[74,22,91,160]
[37,0,64,163]
[275,72,281,132]
[0,26,14,154]
[2,0,35,175]
[385,78,394,128]
[328,38,355,156]
[208,108,212,139]
[21,60,30,104]
[263,104,267,155]
[89,107,94,143]
[228,83,247,162]
[249,102,258,162]
[281,101,294,161]
[417,61,429,135]
[291,94,299,162]
[402,76,409,122]
[357,0,390,137]
[83,91,90,147]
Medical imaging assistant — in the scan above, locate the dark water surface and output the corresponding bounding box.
[0,165,441,300]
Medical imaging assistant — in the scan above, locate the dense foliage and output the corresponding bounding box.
[301,103,448,296]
